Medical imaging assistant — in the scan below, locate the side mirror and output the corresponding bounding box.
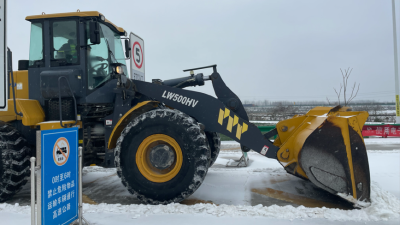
[89,21,100,44]
[124,39,131,58]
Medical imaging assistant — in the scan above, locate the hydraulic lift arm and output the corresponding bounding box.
[133,65,278,159]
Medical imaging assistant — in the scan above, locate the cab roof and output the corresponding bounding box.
[25,11,126,35]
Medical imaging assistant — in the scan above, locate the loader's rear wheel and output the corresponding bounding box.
[115,109,210,204]
[206,132,220,167]
[0,121,31,202]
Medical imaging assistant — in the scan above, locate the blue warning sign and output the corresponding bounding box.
[41,127,78,225]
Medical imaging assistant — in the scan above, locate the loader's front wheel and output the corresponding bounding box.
[206,132,220,167]
[115,109,210,204]
[135,134,183,183]
[0,121,31,202]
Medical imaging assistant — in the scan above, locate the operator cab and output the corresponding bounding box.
[25,11,129,107]
[85,21,128,90]
[20,11,133,166]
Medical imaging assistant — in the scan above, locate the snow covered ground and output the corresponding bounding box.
[364,138,400,145]
[0,138,399,225]
[250,121,399,125]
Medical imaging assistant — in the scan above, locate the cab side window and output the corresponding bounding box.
[51,20,79,66]
[86,23,110,90]
[29,22,44,67]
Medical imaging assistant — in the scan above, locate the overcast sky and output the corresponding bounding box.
[7,0,400,103]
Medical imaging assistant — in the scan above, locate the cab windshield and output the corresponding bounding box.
[87,23,128,90]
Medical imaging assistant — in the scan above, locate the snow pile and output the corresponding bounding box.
[221,138,400,151]
[361,182,400,220]
[210,167,285,174]
[220,141,241,150]
[337,193,371,208]
[368,150,400,153]
[75,182,399,221]
[0,203,30,214]
[83,166,116,174]
[363,138,400,145]
[250,121,279,124]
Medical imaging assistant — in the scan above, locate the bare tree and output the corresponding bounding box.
[330,68,360,106]
[326,97,332,105]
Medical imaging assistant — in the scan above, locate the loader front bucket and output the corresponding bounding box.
[274,106,370,206]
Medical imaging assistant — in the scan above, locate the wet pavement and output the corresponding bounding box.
[8,154,353,209]
[6,141,393,208]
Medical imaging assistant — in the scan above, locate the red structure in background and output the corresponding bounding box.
[362,124,400,137]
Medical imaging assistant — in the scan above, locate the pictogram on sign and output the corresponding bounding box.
[133,41,143,69]
[53,137,70,166]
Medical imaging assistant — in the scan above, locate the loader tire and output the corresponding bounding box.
[206,132,220,167]
[115,109,210,204]
[0,121,31,202]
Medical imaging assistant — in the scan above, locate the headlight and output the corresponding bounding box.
[111,63,124,75]
[116,66,123,74]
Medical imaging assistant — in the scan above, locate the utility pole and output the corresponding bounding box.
[392,0,400,123]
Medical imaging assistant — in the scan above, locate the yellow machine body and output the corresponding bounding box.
[25,11,125,34]
[0,71,45,126]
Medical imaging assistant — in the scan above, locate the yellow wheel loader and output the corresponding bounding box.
[0,11,370,206]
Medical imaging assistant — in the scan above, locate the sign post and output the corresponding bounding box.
[37,127,79,225]
[79,146,83,225]
[392,0,400,123]
[129,32,145,81]
[30,157,36,225]
[0,0,7,111]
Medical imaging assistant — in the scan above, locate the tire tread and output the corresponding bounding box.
[114,109,209,204]
[0,121,31,202]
